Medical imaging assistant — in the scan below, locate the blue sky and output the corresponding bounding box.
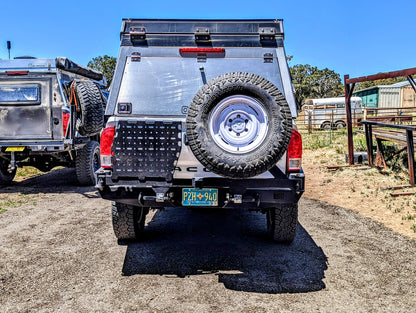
[0,0,415,79]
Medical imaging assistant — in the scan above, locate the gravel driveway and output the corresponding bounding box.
[1,169,415,312]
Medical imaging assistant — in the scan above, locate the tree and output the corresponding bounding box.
[314,68,344,99]
[290,64,317,108]
[290,64,343,109]
[87,55,117,89]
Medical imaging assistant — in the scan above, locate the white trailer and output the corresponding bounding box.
[303,97,363,129]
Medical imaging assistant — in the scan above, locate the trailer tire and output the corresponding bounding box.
[75,81,105,137]
[75,141,100,186]
[266,204,298,243]
[335,121,346,129]
[185,72,292,179]
[111,202,149,240]
[0,159,15,186]
[321,122,331,130]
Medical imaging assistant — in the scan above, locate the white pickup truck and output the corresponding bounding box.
[96,19,304,243]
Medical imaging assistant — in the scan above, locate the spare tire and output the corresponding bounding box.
[75,81,105,137]
[185,72,292,179]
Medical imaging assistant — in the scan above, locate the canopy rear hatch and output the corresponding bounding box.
[0,77,53,140]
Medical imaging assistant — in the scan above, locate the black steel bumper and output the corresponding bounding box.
[97,171,304,209]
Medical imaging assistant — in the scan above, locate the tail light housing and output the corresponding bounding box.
[100,126,115,168]
[179,48,225,55]
[6,71,29,75]
[62,113,70,136]
[287,129,302,172]
[179,48,225,58]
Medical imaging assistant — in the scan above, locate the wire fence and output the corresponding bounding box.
[297,106,416,133]
[296,107,362,133]
[296,106,416,149]
[362,107,416,126]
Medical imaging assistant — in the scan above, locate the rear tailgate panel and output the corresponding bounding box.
[114,47,284,117]
[0,77,53,140]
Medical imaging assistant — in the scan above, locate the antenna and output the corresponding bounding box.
[7,41,11,59]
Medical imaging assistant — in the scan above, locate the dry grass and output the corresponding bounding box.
[15,166,43,179]
[301,128,416,238]
[0,194,34,213]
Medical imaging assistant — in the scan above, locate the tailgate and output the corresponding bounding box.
[0,77,53,140]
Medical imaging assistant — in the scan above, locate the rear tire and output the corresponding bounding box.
[75,141,100,186]
[0,159,15,186]
[266,204,298,243]
[111,202,149,240]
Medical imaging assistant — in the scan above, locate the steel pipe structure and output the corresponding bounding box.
[344,67,416,165]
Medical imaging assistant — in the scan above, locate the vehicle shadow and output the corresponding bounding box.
[121,207,328,294]
[0,168,100,197]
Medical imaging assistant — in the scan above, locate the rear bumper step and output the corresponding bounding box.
[97,173,304,209]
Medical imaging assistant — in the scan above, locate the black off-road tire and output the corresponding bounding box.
[111,202,149,240]
[75,81,105,137]
[0,159,15,186]
[185,72,292,179]
[266,204,298,243]
[75,141,100,186]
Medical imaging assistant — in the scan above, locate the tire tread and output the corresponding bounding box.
[185,72,292,178]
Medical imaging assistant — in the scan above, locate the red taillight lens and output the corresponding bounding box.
[6,71,29,75]
[179,48,225,57]
[287,129,302,172]
[100,126,115,168]
[62,113,70,136]
[179,48,225,54]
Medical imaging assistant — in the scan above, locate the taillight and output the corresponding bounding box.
[179,48,225,57]
[6,71,29,75]
[179,48,225,54]
[62,113,70,136]
[100,126,115,168]
[287,129,302,172]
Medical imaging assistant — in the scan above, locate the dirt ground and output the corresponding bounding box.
[1,168,416,312]
[303,148,416,239]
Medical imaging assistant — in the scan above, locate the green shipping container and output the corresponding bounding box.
[354,88,378,108]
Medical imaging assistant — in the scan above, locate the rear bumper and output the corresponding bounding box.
[0,137,92,155]
[96,171,304,209]
[0,142,65,154]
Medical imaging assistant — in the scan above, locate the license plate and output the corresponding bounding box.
[182,188,218,206]
[5,146,25,152]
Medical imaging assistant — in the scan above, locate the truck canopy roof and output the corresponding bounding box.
[0,58,56,72]
[0,57,103,81]
[120,19,284,47]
